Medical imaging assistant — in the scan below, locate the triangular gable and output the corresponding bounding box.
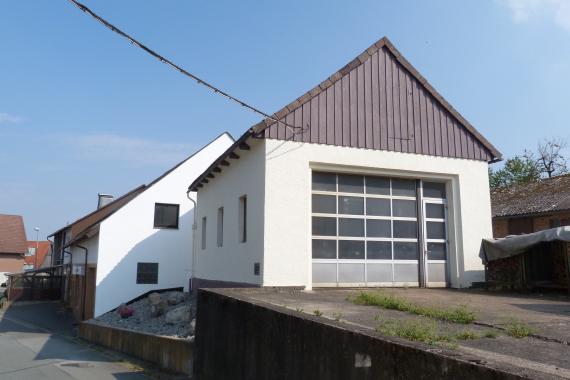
[254,37,501,162]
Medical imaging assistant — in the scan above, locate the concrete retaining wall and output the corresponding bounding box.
[79,320,192,375]
[194,289,526,380]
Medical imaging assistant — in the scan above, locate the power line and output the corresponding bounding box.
[66,0,303,134]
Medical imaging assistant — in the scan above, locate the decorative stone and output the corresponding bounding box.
[150,302,166,318]
[117,304,134,319]
[147,292,162,306]
[167,291,185,306]
[165,305,191,325]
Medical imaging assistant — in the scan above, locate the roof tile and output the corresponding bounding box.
[491,174,570,217]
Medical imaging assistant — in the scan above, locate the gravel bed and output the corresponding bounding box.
[92,291,194,339]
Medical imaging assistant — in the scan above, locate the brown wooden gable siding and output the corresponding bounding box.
[263,46,494,161]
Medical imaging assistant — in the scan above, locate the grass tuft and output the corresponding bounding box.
[455,330,479,340]
[376,319,494,346]
[350,291,476,324]
[313,309,323,317]
[504,320,534,338]
[376,319,454,346]
[332,312,344,321]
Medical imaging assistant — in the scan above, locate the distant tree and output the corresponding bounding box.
[524,137,568,178]
[489,156,541,189]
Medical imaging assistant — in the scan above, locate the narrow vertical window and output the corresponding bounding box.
[239,195,247,243]
[201,217,207,250]
[217,207,224,247]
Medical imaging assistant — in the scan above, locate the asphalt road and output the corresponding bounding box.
[0,302,149,380]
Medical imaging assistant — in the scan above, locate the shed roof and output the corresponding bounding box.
[0,214,27,255]
[189,36,501,192]
[491,174,570,218]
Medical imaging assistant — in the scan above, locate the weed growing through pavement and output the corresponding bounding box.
[332,312,344,321]
[349,291,476,324]
[375,318,494,346]
[504,320,535,338]
[313,309,323,317]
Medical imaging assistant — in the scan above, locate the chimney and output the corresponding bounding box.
[97,193,114,209]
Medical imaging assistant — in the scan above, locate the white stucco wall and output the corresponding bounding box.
[194,138,266,286]
[69,235,99,267]
[92,133,234,316]
[263,139,493,289]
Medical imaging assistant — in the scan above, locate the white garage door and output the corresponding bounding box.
[311,172,448,287]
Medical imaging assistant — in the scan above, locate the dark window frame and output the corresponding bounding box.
[136,262,159,284]
[153,203,180,229]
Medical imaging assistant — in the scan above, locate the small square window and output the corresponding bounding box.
[154,203,179,229]
[136,262,158,284]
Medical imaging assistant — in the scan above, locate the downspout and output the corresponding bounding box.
[75,244,88,320]
[187,190,198,291]
[63,248,72,304]
[47,236,55,268]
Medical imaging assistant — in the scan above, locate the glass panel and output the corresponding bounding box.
[426,203,445,219]
[367,241,392,259]
[338,196,364,215]
[338,263,365,283]
[366,198,391,216]
[366,176,390,195]
[339,240,365,259]
[367,263,392,282]
[338,218,364,237]
[426,222,445,239]
[428,263,446,283]
[393,221,417,238]
[392,179,416,197]
[366,219,391,238]
[393,242,419,260]
[392,199,417,218]
[338,174,364,193]
[312,263,337,283]
[312,172,336,191]
[423,182,446,199]
[312,194,336,214]
[312,217,336,236]
[394,263,418,282]
[312,239,337,259]
[427,242,446,260]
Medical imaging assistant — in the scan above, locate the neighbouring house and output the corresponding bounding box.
[49,133,234,320]
[188,37,501,290]
[491,174,570,238]
[0,214,27,285]
[23,241,52,271]
[486,175,570,291]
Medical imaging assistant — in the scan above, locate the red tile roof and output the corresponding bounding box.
[25,241,51,268]
[0,214,27,255]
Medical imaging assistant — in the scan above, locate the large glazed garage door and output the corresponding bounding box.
[312,172,422,287]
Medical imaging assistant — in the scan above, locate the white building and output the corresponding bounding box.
[50,133,234,319]
[188,37,501,290]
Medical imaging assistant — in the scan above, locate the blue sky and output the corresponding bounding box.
[1,0,569,238]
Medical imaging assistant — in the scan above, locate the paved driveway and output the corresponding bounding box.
[0,302,149,380]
